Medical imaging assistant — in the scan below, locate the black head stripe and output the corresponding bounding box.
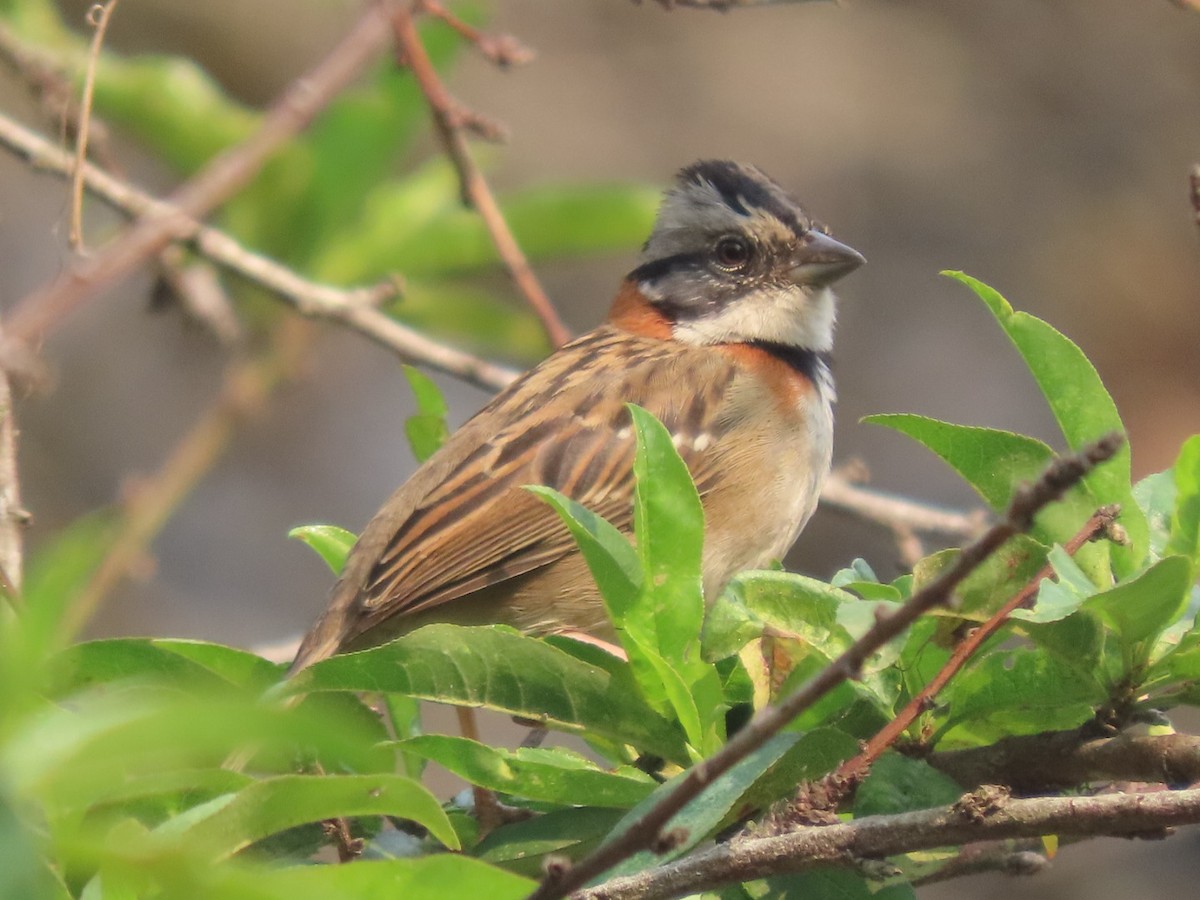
[628,251,706,285]
[678,160,807,236]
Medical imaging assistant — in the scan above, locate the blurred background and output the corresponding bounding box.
[2,1,1199,895]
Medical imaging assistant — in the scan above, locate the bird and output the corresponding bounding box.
[289,159,864,674]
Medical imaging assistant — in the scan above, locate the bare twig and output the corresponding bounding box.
[62,319,315,639]
[0,323,27,601]
[576,786,1200,900]
[5,1,394,347]
[820,469,986,559]
[417,0,534,67]
[929,728,1200,793]
[1189,164,1200,232]
[70,0,120,250]
[832,504,1121,790]
[391,5,572,348]
[153,247,246,347]
[908,843,1049,888]
[527,434,1125,900]
[0,110,519,392]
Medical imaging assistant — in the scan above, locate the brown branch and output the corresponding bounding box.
[5,0,394,348]
[417,0,534,67]
[820,469,986,551]
[0,109,519,392]
[1190,164,1200,232]
[391,5,572,349]
[928,728,1200,793]
[575,786,1200,900]
[908,842,1048,887]
[70,0,120,250]
[62,319,315,639]
[526,434,1126,900]
[0,322,27,601]
[833,503,1121,788]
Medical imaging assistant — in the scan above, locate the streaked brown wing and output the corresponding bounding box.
[284,328,739,671]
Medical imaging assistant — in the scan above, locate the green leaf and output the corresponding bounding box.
[92,54,257,173]
[1083,555,1194,664]
[155,774,457,859]
[939,648,1104,743]
[20,510,117,652]
[864,415,1054,511]
[5,692,389,815]
[402,366,450,462]
[757,870,916,900]
[865,414,1106,580]
[475,807,628,877]
[389,184,661,277]
[1168,436,1200,565]
[853,753,963,817]
[599,732,817,880]
[289,524,356,575]
[945,271,1146,573]
[397,736,655,808]
[1136,470,1176,562]
[48,639,282,697]
[527,487,641,620]
[266,856,534,899]
[288,625,687,763]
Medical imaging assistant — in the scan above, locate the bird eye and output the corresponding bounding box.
[713,235,752,270]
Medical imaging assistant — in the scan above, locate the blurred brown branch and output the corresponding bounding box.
[392,4,572,348]
[0,110,519,392]
[574,786,1200,900]
[63,319,315,639]
[0,322,27,601]
[5,0,393,349]
[69,0,120,250]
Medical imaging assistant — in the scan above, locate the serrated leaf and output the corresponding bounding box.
[945,271,1146,574]
[397,736,655,808]
[154,773,456,858]
[288,524,356,575]
[288,624,687,763]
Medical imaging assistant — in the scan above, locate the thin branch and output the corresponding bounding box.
[5,0,394,348]
[417,0,535,68]
[70,0,120,250]
[908,843,1048,888]
[1190,164,1200,233]
[820,469,986,548]
[0,322,27,601]
[391,5,572,348]
[61,319,315,639]
[526,434,1125,900]
[0,110,519,392]
[833,503,1121,788]
[578,786,1200,900]
[929,728,1200,793]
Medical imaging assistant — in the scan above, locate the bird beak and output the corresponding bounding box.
[789,231,866,286]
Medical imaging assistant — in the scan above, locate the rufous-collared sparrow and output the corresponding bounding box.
[290,160,864,673]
